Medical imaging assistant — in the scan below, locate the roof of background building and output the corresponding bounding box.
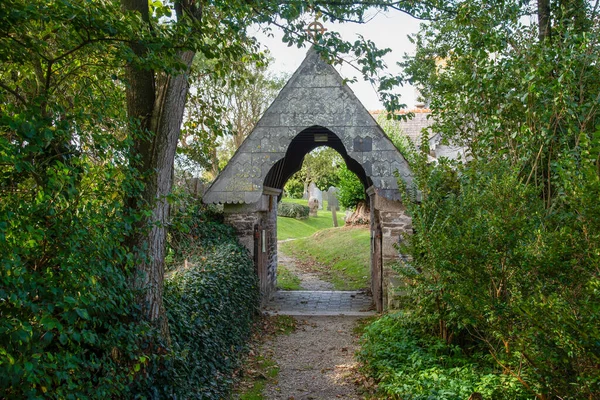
[369,108,433,144]
[369,108,432,115]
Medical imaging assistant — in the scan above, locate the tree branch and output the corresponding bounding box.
[0,82,27,105]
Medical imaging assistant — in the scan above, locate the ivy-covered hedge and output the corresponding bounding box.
[278,202,309,219]
[156,203,259,399]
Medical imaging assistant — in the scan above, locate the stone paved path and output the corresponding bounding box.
[273,243,375,316]
[266,290,375,316]
[256,243,374,399]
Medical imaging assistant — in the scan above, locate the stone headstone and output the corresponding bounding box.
[308,197,319,217]
[327,187,340,227]
[308,182,323,210]
[316,190,323,210]
[327,187,339,211]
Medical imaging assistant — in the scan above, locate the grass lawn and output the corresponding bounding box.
[276,264,302,290]
[279,226,371,290]
[277,198,345,241]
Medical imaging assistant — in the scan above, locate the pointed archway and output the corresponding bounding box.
[263,125,371,196]
[203,47,413,311]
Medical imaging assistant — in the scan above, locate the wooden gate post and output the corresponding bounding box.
[254,224,267,299]
[371,224,384,312]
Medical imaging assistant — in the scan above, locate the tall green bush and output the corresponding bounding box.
[362,1,600,397]
[0,110,153,398]
[284,177,305,199]
[154,204,259,399]
[337,164,365,210]
[398,158,600,398]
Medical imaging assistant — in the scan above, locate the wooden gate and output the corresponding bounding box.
[371,224,383,312]
[254,224,268,298]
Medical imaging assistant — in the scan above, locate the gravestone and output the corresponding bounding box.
[308,182,323,210]
[327,187,339,211]
[308,197,319,217]
[327,187,340,227]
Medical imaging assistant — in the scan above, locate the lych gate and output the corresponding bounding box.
[203,47,413,311]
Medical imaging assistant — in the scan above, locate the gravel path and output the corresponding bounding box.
[262,316,364,400]
[278,244,334,291]
[261,245,372,398]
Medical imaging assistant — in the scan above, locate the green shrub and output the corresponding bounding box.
[358,314,527,400]
[284,177,305,199]
[398,158,600,398]
[278,202,309,219]
[157,204,259,399]
[337,164,365,210]
[0,114,152,398]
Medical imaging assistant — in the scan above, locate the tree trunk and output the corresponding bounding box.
[121,0,199,339]
[131,55,194,339]
[209,142,219,179]
[303,179,309,199]
[537,0,551,41]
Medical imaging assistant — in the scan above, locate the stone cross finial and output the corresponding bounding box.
[306,20,327,40]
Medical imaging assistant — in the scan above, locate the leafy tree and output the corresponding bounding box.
[285,147,342,198]
[0,1,152,397]
[337,163,365,209]
[391,0,600,397]
[376,112,419,164]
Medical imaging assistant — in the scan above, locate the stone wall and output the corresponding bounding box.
[368,188,413,310]
[370,192,412,263]
[223,211,259,257]
[223,189,280,303]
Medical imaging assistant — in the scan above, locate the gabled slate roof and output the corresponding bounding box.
[203,47,413,205]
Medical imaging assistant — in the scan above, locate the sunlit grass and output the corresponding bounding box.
[277,198,345,241]
[276,264,302,290]
[279,226,370,290]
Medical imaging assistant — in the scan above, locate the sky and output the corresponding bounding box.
[250,9,423,111]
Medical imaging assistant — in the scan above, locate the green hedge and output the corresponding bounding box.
[278,202,309,219]
[154,203,259,399]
